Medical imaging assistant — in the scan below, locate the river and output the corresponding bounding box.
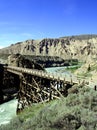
[45,66,72,75]
[0,99,18,126]
[0,66,75,126]
[45,66,77,81]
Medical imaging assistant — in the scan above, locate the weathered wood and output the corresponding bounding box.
[39,90,60,99]
[23,81,60,100]
[23,81,40,91]
[51,84,64,98]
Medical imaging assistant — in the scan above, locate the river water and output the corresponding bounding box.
[0,99,18,126]
[0,66,75,126]
[45,66,72,75]
[45,66,77,81]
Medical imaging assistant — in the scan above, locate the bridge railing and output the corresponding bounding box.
[4,65,79,84]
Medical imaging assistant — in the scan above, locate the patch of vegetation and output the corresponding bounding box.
[65,61,84,73]
[17,103,45,122]
[1,86,97,130]
[66,66,80,73]
[90,64,97,71]
[78,71,92,78]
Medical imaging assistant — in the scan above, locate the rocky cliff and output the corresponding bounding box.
[0,34,97,61]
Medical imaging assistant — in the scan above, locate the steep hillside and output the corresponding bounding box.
[0,35,97,61]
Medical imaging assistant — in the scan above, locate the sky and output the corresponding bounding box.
[0,0,97,48]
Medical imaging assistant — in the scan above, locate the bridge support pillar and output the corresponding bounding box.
[17,75,29,114]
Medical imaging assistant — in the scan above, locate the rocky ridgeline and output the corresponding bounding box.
[0,34,97,61]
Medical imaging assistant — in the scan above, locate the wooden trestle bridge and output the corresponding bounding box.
[3,65,82,113]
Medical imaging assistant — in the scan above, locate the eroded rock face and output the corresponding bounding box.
[1,35,97,61]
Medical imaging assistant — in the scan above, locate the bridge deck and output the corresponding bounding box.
[4,66,79,84]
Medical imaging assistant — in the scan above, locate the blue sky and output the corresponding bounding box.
[0,0,97,48]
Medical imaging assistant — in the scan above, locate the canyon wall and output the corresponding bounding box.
[0,35,97,61]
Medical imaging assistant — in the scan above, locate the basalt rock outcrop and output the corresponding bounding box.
[0,34,97,61]
[7,53,45,70]
[19,55,78,67]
